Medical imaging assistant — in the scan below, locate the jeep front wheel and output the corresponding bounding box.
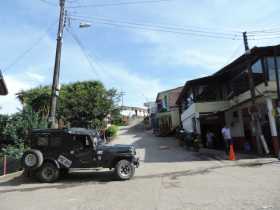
[36,162,59,183]
[114,159,135,180]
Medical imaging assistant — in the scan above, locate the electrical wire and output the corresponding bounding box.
[66,27,102,79]
[71,14,242,36]
[70,15,280,41]
[223,43,243,66]
[39,0,57,6]
[67,0,175,8]
[70,16,243,40]
[2,20,58,73]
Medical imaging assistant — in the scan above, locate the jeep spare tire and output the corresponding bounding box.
[22,149,43,169]
[114,159,135,180]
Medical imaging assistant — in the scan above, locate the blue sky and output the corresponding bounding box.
[0,0,280,114]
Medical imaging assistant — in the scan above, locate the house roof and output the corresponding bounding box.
[176,44,280,105]
[0,71,8,95]
[214,45,280,77]
[156,86,183,102]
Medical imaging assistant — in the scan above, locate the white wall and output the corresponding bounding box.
[121,108,148,117]
[181,103,198,133]
[121,110,135,118]
[182,115,195,133]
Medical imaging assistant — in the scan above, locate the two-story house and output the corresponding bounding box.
[177,45,280,155]
[155,86,183,136]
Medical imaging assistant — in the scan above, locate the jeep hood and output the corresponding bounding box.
[98,144,134,153]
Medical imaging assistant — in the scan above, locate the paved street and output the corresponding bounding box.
[0,122,280,210]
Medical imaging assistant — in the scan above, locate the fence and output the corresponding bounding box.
[0,155,22,176]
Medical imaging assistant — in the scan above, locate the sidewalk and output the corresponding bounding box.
[198,148,263,161]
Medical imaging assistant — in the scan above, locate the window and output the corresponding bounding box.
[164,95,168,110]
[35,135,49,146]
[50,136,62,147]
[252,59,263,74]
[251,59,264,85]
[73,135,91,149]
[266,56,280,81]
[194,84,221,102]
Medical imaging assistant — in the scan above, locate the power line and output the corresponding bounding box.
[2,20,58,73]
[70,16,243,40]
[66,27,102,79]
[39,0,58,6]
[223,43,243,66]
[67,0,175,8]
[70,16,280,41]
[71,14,242,36]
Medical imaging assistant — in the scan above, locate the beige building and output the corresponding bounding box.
[155,86,183,136]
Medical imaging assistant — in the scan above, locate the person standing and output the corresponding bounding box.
[221,125,232,154]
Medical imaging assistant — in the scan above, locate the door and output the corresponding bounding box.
[71,134,94,166]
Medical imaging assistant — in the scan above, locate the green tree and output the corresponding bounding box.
[17,80,120,129]
[17,86,51,119]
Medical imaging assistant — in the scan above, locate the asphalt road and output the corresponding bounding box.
[0,122,280,210]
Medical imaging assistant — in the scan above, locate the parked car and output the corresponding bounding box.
[22,128,139,183]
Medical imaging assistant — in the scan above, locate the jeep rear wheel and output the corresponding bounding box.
[36,162,59,183]
[114,159,135,180]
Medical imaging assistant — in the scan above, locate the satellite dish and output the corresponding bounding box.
[79,22,91,28]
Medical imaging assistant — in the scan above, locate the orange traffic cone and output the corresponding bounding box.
[229,143,236,161]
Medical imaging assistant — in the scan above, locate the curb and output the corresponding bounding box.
[0,170,23,179]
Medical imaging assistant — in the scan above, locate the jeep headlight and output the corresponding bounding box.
[129,146,136,155]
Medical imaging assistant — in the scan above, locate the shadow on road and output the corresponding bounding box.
[0,160,278,193]
[120,122,262,163]
[0,171,115,193]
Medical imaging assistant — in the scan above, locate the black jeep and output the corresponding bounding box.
[22,128,139,182]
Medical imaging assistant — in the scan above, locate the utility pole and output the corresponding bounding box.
[120,90,126,107]
[273,47,280,158]
[243,32,268,155]
[48,0,66,128]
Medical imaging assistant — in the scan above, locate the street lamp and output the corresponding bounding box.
[79,22,92,28]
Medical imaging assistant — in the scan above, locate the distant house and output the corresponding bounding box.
[177,45,280,155]
[144,101,157,129]
[154,86,183,136]
[120,106,148,118]
[0,71,8,96]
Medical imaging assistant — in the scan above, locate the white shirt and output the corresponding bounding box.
[221,127,232,140]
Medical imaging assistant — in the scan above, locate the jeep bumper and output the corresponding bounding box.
[133,157,140,168]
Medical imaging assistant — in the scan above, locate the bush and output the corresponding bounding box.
[0,106,47,158]
[105,125,119,138]
[0,143,25,159]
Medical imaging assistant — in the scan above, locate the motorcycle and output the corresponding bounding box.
[192,133,201,152]
[184,132,201,152]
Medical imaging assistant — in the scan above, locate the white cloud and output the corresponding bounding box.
[0,75,32,114]
[89,61,168,106]
[26,71,45,83]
